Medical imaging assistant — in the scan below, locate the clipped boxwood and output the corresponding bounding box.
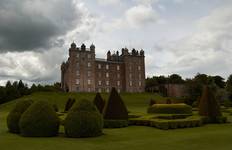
[64,98,76,112]
[147,103,192,114]
[7,99,33,133]
[199,86,223,123]
[64,99,103,138]
[103,87,128,128]
[19,101,60,137]
[93,93,105,113]
[104,120,128,128]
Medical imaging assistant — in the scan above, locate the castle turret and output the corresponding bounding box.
[90,43,95,52]
[81,43,86,51]
[140,49,144,56]
[107,50,111,61]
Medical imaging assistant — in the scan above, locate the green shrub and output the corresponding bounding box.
[103,87,128,120]
[147,103,192,114]
[64,99,103,138]
[149,99,156,106]
[166,99,172,104]
[19,101,60,137]
[64,98,76,112]
[150,117,202,130]
[93,93,105,113]
[104,120,128,128]
[198,86,222,123]
[7,99,33,133]
[53,104,59,112]
[223,99,232,108]
[103,87,128,128]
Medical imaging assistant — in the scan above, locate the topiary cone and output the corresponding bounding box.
[93,93,105,113]
[198,86,222,117]
[103,87,128,120]
[64,99,103,138]
[19,101,60,137]
[7,99,33,133]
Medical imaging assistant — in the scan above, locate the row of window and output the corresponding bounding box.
[97,88,120,93]
[77,53,92,59]
[76,79,142,87]
[76,71,142,80]
[98,80,120,86]
[98,64,120,70]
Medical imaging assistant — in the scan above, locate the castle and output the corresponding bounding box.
[61,42,145,93]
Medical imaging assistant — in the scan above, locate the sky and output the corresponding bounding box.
[0,0,231,85]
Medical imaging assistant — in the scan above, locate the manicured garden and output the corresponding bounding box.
[1,88,232,150]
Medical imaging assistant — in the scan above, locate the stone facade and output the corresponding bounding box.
[61,42,145,93]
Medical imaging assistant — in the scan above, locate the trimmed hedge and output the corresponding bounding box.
[104,120,128,128]
[64,98,76,112]
[199,86,222,123]
[19,101,60,137]
[103,87,128,120]
[103,87,128,128]
[150,118,203,130]
[64,99,103,138]
[147,103,192,114]
[129,116,202,130]
[149,99,156,106]
[93,93,105,113]
[53,104,59,112]
[7,99,33,133]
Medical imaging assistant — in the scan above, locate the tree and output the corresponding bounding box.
[212,76,225,88]
[168,74,184,84]
[226,74,232,100]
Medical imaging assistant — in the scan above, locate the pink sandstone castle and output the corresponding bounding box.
[61,42,145,93]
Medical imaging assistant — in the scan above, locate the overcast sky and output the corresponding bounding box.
[0,0,231,85]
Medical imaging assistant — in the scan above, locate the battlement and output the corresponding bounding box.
[69,42,95,52]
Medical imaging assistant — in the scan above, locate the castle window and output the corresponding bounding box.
[76,79,80,85]
[117,73,120,78]
[106,64,109,70]
[139,74,141,79]
[129,81,133,86]
[138,66,141,70]
[87,71,91,77]
[129,65,132,70]
[88,88,91,92]
[76,70,80,76]
[88,79,91,85]
[129,73,132,79]
[77,53,79,58]
[98,64,101,69]
[98,80,102,86]
[118,89,120,93]
[106,81,109,86]
[117,65,120,70]
[106,88,110,93]
[117,81,120,86]
[139,81,142,86]
[88,62,91,67]
[88,54,91,59]
[106,72,109,78]
[98,88,102,93]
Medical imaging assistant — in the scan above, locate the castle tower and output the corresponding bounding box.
[122,48,145,92]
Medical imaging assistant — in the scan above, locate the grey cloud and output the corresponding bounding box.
[0,0,83,52]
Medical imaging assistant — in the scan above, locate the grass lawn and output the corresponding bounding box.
[0,92,232,150]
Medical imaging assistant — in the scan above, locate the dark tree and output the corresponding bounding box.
[93,93,105,113]
[103,87,128,120]
[198,86,222,122]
